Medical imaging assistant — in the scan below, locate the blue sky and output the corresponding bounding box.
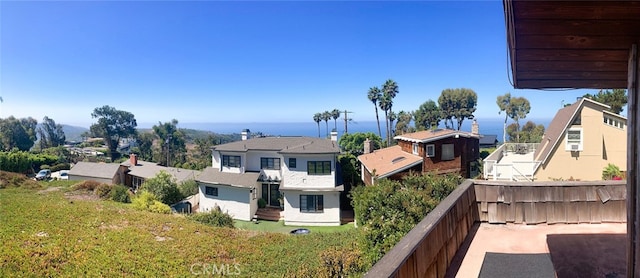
[1,1,594,128]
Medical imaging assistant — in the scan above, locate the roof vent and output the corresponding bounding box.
[392,157,406,164]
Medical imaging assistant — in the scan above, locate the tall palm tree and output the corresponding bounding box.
[367,87,382,138]
[313,113,322,138]
[331,109,341,130]
[378,94,392,145]
[322,111,331,137]
[382,79,399,145]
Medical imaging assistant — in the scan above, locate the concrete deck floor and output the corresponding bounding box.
[453,223,626,277]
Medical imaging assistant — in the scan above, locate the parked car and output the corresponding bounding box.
[35,169,51,181]
[59,170,69,180]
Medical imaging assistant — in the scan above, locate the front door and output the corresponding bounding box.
[261,183,280,207]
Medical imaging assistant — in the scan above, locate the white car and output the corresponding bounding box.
[59,170,69,180]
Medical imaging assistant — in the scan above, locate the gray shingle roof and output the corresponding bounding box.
[69,161,120,179]
[120,160,200,182]
[196,167,260,188]
[213,136,339,154]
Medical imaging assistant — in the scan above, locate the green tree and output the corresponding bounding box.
[331,109,341,130]
[313,113,322,138]
[37,116,66,149]
[395,111,414,135]
[414,100,441,130]
[438,88,477,130]
[496,93,512,144]
[133,132,155,161]
[191,135,216,169]
[382,79,399,145]
[367,87,383,139]
[519,121,545,143]
[338,132,382,156]
[141,170,183,205]
[0,116,38,151]
[583,89,627,114]
[322,111,331,137]
[90,105,137,159]
[497,93,531,143]
[152,119,186,167]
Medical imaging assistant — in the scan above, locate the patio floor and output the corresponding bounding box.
[452,223,626,277]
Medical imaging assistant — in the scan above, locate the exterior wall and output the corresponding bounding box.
[283,190,341,226]
[536,103,627,181]
[281,154,337,189]
[397,137,479,178]
[215,151,246,174]
[362,165,374,186]
[198,183,254,221]
[68,175,113,184]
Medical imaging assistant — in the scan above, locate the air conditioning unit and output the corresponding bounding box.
[570,144,580,151]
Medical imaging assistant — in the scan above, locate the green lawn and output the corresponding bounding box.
[0,184,360,276]
[235,220,355,234]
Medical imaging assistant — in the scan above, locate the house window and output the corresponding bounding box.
[205,186,218,196]
[307,161,331,175]
[426,144,435,158]
[441,144,454,161]
[260,157,281,170]
[300,195,323,212]
[412,143,419,155]
[289,158,297,169]
[222,155,241,168]
[565,128,583,151]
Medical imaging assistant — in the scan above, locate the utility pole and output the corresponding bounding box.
[343,110,354,134]
[165,135,172,167]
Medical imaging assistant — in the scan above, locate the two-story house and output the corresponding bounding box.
[196,130,343,226]
[359,129,480,186]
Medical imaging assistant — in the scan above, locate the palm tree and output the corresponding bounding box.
[378,94,392,145]
[382,79,399,145]
[367,87,382,138]
[322,111,331,137]
[313,113,322,138]
[331,109,341,130]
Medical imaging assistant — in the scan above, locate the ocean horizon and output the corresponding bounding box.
[171,118,552,143]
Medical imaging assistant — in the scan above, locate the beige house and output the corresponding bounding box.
[484,98,627,181]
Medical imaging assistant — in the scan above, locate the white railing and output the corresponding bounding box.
[486,161,540,182]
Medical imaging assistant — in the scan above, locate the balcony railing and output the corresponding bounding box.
[365,179,626,277]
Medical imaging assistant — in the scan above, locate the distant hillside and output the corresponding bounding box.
[62,125,89,142]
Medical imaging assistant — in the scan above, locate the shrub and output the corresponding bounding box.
[602,163,622,180]
[50,163,70,172]
[140,171,184,205]
[190,207,234,228]
[258,198,267,208]
[95,184,113,199]
[0,171,39,189]
[110,185,131,203]
[73,180,101,191]
[179,179,199,197]
[132,190,170,214]
[40,164,51,170]
[320,245,363,277]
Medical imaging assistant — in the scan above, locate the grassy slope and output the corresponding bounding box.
[0,186,358,276]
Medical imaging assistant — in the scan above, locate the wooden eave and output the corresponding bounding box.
[505,0,640,89]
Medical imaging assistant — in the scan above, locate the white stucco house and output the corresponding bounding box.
[196,130,343,226]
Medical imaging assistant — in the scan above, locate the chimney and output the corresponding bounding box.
[364,138,372,154]
[471,119,479,135]
[130,154,138,166]
[330,129,338,142]
[241,129,250,141]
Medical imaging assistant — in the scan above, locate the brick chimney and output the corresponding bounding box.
[241,129,251,141]
[130,154,138,166]
[363,138,372,154]
[471,119,479,135]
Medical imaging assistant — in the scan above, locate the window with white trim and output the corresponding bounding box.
[412,143,419,155]
[260,157,280,170]
[565,128,583,151]
[426,144,435,158]
[441,144,454,161]
[222,155,241,168]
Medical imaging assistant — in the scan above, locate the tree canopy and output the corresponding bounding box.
[394,111,415,135]
[152,119,186,167]
[0,116,38,151]
[414,100,441,131]
[507,121,545,143]
[338,132,382,156]
[583,89,627,114]
[37,116,66,149]
[497,93,531,143]
[90,105,137,159]
[438,88,477,130]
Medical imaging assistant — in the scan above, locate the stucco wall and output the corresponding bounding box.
[536,102,627,181]
[198,183,253,221]
[283,190,341,226]
[281,154,336,188]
